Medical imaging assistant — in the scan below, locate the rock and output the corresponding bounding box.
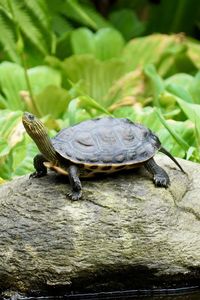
[0,155,200,296]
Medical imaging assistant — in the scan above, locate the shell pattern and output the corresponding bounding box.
[51,117,161,166]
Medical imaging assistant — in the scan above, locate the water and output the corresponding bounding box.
[18,290,200,300]
[63,291,200,300]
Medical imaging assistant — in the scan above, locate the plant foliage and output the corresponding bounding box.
[0,0,200,182]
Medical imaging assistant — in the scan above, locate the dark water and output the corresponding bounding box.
[18,290,200,300]
[63,291,200,300]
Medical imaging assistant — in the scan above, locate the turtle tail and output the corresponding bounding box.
[159,147,185,173]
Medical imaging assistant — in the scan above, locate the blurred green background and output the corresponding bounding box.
[0,0,200,182]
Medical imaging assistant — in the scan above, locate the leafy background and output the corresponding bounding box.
[0,0,200,182]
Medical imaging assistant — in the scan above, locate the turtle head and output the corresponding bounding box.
[22,112,47,140]
[22,112,57,162]
[149,132,161,149]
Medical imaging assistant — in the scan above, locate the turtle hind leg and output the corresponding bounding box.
[68,164,82,201]
[30,154,47,178]
[144,158,170,188]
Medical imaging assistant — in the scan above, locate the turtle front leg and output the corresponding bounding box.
[144,158,170,188]
[30,154,47,178]
[68,165,82,201]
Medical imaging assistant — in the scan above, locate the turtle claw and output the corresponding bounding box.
[68,190,82,201]
[154,174,170,188]
[30,171,46,178]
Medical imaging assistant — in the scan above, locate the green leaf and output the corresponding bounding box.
[144,64,164,106]
[0,9,19,62]
[155,109,190,151]
[13,1,48,54]
[67,98,80,126]
[25,0,50,31]
[35,85,70,118]
[62,54,126,106]
[189,70,200,104]
[28,66,62,95]
[0,62,26,110]
[187,39,200,69]
[94,28,125,61]
[0,94,7,109]
[166,83,194,103]
[165,73,194,103]
[0,110,24,179]
[78,95,112,116]
[122,34,196,76]
[63,0,98,30]
[79,4,111,29]
[0,140,10,157]
[109,9,145,40]
[165,73,194,88]
[175,96,200,123]
[71,27,125,60]
[71,28,95,55]
[11,138,38,177]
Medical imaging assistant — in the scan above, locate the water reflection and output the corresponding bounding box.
[18,291,200,300]
[130,293,200,300]
[63,291,200,300]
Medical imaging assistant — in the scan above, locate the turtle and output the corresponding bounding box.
[22,112,184,200]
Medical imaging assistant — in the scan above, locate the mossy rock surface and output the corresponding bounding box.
[0,155,200,295]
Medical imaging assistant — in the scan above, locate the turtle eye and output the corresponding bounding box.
[152,135,157,140]
[27,113,35,121]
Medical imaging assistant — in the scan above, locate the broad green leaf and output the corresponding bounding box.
[166,83,194,103]
[0,110,24,179]
[105,69,146,109]
[157,120,194,158]
[94,28,125,61]
[155,109,190,151]
[67,98,80,126]
[0,62,26,110]
[0,155,13,180]
[109,9,145,40]
[189,71,200,104]
[0,110,22,142]
[0,140,10,157]
[71,28,95,55]
[122,34,196,76]
[62,55,126,106]
[71,28,125,60]
[35,85,70,118]
[0,63,62,112]
[164,73,193,88]
[175,96,200,123]
[67,98,91,126]
[187,39,200,69]
[28,66,62,95]
[113,106,137,121]
[12,138,38,177]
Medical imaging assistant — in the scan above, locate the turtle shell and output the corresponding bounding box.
[51,117,161,167]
